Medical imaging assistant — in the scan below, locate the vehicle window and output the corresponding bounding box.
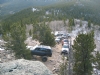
[35,48,40,51]
[63,45,69,48]
[40,48,51,52]
[40,48,44,50]
[47,49,51,52]
[38,48,46,52]
[64,40,68,42]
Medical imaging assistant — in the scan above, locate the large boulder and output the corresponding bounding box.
[0,59,53,75]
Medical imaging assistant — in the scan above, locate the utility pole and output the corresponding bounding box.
[68,36,73,75]
[68,36,71,75]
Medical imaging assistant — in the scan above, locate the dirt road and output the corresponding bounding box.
[43,43,63,74]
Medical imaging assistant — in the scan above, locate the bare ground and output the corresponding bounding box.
[43,43,63,74]
[25,37,63,74]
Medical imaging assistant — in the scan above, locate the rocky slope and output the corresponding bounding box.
[0,50,15,63]
[0,59,53,75]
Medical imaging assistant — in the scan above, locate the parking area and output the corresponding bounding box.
[25,31,71,74]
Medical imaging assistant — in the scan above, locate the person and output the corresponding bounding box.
[61,39,64,46]
[57,40,59,44]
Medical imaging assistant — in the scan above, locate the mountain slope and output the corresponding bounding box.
[1,0,100,25]
[0,0,61,16]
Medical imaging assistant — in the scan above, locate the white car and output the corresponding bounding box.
[62,39,69,45]
[97,70,100,75]
[61,34,67,39]
[93,68,97,74]
[61,44,69,55]
[55,37,61,43]
[0,47,5,51]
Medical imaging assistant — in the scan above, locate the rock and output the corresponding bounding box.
[0,50,15,63]
[6,54,11,59]
[0,58,2,63]
[57,60,62,63]
[50,59,53,62]
[0,59,53,75]
[53,74,58,75]
[52,67,59,74]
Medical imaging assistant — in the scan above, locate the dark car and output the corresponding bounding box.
[30,45,52,62]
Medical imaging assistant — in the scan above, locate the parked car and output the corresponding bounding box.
[92,63,98,67]
[61,34,67,39]
[55,36,62,44]
[56,33,63,37]
[61,44,69,55]
[62,39,69,46]
[93,68,97,74]
[30,45,52,62]
[97,70,100,75]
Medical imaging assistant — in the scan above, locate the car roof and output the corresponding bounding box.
[30,45,51,50]
[63,45,69,47]
[63,43,69,46]
[64,39,68,41]
[37,45,51,49]
[30,45,38,50]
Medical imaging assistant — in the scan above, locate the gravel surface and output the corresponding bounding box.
[43,43,63,74]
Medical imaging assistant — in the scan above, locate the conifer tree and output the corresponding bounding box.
[68,19,72,32]
[72,18,75,26]
[95,51,100,69]
[63,18,66,26]
[80,20,82,27]
[41,28,55,46]
[72,31,96,75]
[88,20,91,28]
[33,23,55,46]
[5,23,32,59]
[29,29,32,36]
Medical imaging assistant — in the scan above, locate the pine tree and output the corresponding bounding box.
[72,18,75,26]
[88,20,91,28]
[5,23,32,60]
[41,28,55,46]
[72,31,96,75]
[68,19,72,32]
[95,51,100,69]
[80,20,82,27]
[29,29,32,36]
[0,24,2,34]
[63,18,66,26]
[39,24,55,46]
[59,56,68,75]
[32,23,55,46]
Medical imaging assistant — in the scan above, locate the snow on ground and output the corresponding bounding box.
[0,48,4,51]
[32,8,39,12]
[25,37,40,47]
[71,24,88,38]
[71,20,100,52]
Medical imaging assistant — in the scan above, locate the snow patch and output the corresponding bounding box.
[32,8,39,12]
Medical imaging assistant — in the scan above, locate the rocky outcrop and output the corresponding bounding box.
[0,59,53,75]
[0,50,15,63]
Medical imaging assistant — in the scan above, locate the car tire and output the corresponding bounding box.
[42,56,47,62]
[61,52,62,55]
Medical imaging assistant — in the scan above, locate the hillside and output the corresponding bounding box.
[1,0,100,26]
[0,0,61,17]
[0,1,100,75]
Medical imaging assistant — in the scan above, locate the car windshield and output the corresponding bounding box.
[63,45,69,48]
[64,40,68,42]
[56,37,60,39]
